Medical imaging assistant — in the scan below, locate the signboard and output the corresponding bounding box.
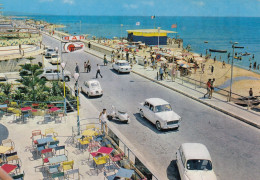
[64,42,85,53]
[62,35,85,41]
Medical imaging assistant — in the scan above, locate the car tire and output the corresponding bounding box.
[139,109,144,118]
[64,76,70,82]
[41,77,47,81]
[156,121,162,131]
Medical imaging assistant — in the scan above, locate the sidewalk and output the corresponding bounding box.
[82,46,260,129]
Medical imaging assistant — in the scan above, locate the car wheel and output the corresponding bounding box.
[64,76,70,82]
[41,77,47,81]
[139,109,144,118]
[156,121,162,131]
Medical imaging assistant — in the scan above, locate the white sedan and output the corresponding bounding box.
[81,80,103,97]
[112,60,131,73]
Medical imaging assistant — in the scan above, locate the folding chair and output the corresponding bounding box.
[47,164,61,178]
[54,146,68,157]
[12,171,25,180]
[51,171,65,179]
[66,168,80,179]
[41,148,54,165]
[1,139,15,151]
[31,130,42,146]
[44,128,58,141]
[36,143,47,156]
[62,160,74,171]
[48,141,59,149]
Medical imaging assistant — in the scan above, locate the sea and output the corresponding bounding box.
[27,15,260,72]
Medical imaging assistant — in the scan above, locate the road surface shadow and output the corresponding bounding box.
[107,118,129,125]
[80,91,102,99]
[167,160,181,180]
[0,123,9,143]
[133,113,178,134]
[109,69,131,75]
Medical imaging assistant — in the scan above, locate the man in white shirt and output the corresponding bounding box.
[99,109,107,133]
[96,64,103,78]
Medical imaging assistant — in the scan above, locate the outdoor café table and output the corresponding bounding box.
[114,168,134,179]
[48,154,68,164]
[91,147,114,158]
[36,137,54,144]
[1,164,17,174]
[82,129,98,137]
[0,146,11,154]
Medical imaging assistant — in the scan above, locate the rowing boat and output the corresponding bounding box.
[209,49,227,53]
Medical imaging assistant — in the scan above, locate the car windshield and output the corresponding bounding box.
[48,49,54,52]
[52,55,58,58]
[119,63,129,66]
[154,104,172,112]
[90,82,99,87]
[186,160,212,170]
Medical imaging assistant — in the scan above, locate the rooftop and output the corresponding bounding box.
[182,143,212,161]
[146,98,170,106]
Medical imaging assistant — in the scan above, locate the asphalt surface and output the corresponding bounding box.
[43,34,260,180]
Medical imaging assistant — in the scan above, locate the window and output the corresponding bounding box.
[53,70,60,73]
[149,104,154,111]
[155,104,172,112]
[179,148,186,167]
[119,63,129,66]
[85,82,89,88]
[144,102,149,108]
[186,160,212,171]
[46,69,52,73]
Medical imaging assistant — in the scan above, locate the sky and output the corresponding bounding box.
[2,0,260,17]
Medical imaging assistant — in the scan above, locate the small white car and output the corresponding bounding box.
[112,60,131,73]
[176,143,217,180]
[43,46,50,55]
[50,54,60,65]
[38,67,71,81]
[81,80,103,97]
[45,48,56,58]
[138,98,181,130]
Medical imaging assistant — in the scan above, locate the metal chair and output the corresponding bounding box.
[51,171,65,179]
[48,140,59,149]
[41,148,54,165]
[1,139,15,151]
[54,146,68,157]
[31,130,42,146]
[66,168,80,179]
[62,160,74,171]
[47,164,61,178]
[36,143,47,156]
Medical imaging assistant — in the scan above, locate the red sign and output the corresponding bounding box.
[62,35,85,41]
[64,42,85,53]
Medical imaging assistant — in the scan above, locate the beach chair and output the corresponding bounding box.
[48,140,59,149]
[93,155,109,175]
[47,164,61,178]
[12,171,25,180]
[51,171,65,179]
[78,137,91,150]
[31,130,42,146]
[54,145,68,157]
[1,139,15,151]
[41,148,54,165]
[5,152,22,169]
[36,143,47,156]
[62,160,74,171]
[66,168,80,179]
[44,128,58,141]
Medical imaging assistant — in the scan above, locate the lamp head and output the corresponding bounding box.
[74,73,80,81]
[61,62,66,69]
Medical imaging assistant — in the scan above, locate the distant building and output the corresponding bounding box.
[127,29,176,45]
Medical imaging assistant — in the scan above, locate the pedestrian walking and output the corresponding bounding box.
[88,42,91,49]
[55,47,58,54]
[171,66,176,82]
[75,63,79,73]
[249,63,252,71]
[253,62,257,70]
[209,78,215,98]
[211,65,214,74]
[74,82,78,97]
[126,51,129,61]
[144,56,147,69]
[222,61,226,68]
[214,56,216,63]
[249,88,253,97]
[99,109,107,133]
[164,65,169,80]
[204,79,211,98]
[159,66,164,80]
[252,54,254,59]
[201,64,205,74]
[84,62,87,72]
[152,58,156,70]
[87,60,91,73]
[19,44,22,54]
[96,64,103,78]
[194,64,197,74]
[104,55,108,66]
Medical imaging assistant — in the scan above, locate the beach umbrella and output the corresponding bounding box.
[177,60,187,64]
[194,57,205,62]
[180,64,190,68]
[175,56,184,60]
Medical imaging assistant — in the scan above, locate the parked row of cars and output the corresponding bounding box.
[44,46,60,65]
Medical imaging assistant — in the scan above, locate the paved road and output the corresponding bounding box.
[43,34,260,180]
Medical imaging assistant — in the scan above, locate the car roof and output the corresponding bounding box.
[85,80,100,84]
[116,60,128,63]
[145,98,169,106]
[44,67,60,70]
[181,143,212,161]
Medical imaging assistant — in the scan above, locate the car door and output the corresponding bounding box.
[142,101,150,119]
[45,69,53,80]
[147,104,155,124]
[177,148,186,179]
[114,62,119,70]
[53,69,60,80]
[86,82,90,94]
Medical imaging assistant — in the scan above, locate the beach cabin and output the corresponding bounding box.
[127,29,176,45]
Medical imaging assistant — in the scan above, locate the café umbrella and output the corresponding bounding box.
[180,64,190,68]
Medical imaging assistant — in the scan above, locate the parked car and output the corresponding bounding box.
[38,67,71,81]
[45,48,56,58]
[112,60,131,73]
[176,143,217,180]
[43,46,50,55]
[50,54,60,65]
[0,73,7,81]
[138,98,181,130]
[81,80,103,97]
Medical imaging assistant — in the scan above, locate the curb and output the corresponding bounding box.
[132,70,260,129]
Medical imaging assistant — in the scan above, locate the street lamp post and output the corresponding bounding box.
[158,27,160,48]
[61,62,66,114]
[120,24,123,42]
[228,42,238,102]
[74,73,80,135]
